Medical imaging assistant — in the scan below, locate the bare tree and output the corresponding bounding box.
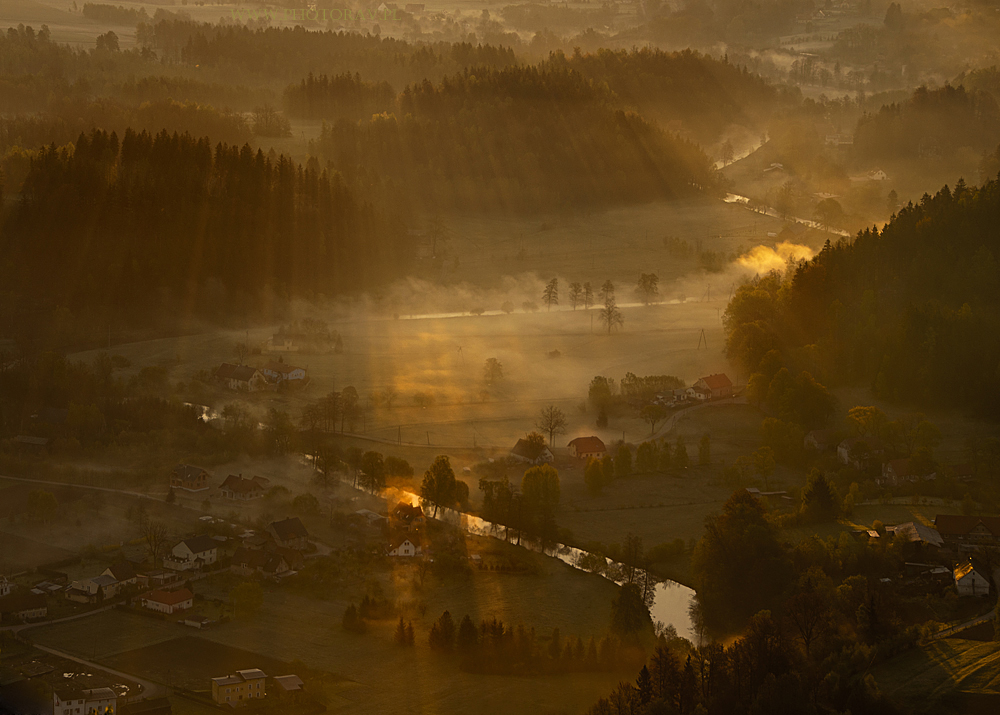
[142,520,169,567]
[599,280,615,303]
[583,283,594,309]
[234,341,250,365]
[569,282,582,309]
[535,405,568,446]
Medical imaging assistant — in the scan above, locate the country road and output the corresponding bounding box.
[32,643,170,700]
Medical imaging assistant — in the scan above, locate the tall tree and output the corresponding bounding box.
[420,455,457,517]
[599,295,625,334]
[543,278,559,311]
[569,282,583,309]
[535,405,568,446]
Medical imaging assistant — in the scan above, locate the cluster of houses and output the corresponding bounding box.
[214,360,307,393]
[802,431,974,487]
[848,514,1000,598]
[170,464,272,501]
[0,517,312,626]
[210,669,306,707]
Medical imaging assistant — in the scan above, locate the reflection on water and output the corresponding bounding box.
[390,489,697,641]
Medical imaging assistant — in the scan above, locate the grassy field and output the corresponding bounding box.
[29,549,630,714]
[873,638,1000,714]
[104,635,294,691]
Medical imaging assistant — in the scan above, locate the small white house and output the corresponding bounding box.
[261,361,307,383]
[387,538,422,557]
[954,560,991,596]
[0,578,11,598]
[165,535,219,571]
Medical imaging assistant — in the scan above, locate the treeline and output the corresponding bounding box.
[312,65,716,211]
[725,177,1000,416]
[854,84,1000,163]
[283,72,395,120]
[153,20,518,85]
[542,48,800,142]
[0,128,407,331]
[82,3,149,25]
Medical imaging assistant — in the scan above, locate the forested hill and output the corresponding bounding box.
[541,48,800,142]
[724,177,1000,416]
[157,20,518,86]
[0,129,406,335]
[312,65,718,211]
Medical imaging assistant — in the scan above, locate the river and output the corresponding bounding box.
[381,486,697,640]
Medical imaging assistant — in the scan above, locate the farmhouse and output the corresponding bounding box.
[170,464,211,492]
[66,574,119,603]
[215,363,268,392]
[261,361,307,383]
[267,517,310,550]
[391,502,426,532]
[140,587,194,614]
[567,436,607,460]
[885,522,944,549]
[694,373,733,399]
[165,535,219,571]
[231,547,290,578]
[880,458,936,486]
[0,590,47,622]
[212,668,267,706]
[272,674,305,700]
[53,686,117,715]
[954,559,991,596]
[934,515,1000,550]
[268,333,303,352]
[837,436,886,469]
[219,474,269,500]
[387,537,422,557]
[0,577,11,597]
[102,560,138,587]
[510,438,554,465]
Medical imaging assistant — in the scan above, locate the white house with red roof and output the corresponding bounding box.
[567,436,607,460]
[387,537,422,557]
[140,587,194,614]
[694,374,733,399]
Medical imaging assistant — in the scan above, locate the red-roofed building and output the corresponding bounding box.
[140,588,194,614]
[567,436,607,460]
[694,374,733,399]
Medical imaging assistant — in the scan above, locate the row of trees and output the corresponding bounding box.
[584,437,709,495]
[478,462,562,548]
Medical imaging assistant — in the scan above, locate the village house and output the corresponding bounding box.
[66,574,119,603]
[837,436,886,470]
[387,537,422,557]
[260,361,307,384]
[934,515,1000,551]
[267,333,303,352]
[170,464,211,492]
[267,517,310,550]
[0,577,11,597]
[694,373,733,399]
[567,436,607,460]
[219,474,269,500]
[0,590,47,622]
[212,668,267,706]
[880,458,936,487]
[509,438,554,465]
[954,558,991,596]
[140,587,194,614]
[391,502,426,532]
[53,686,117,715]
[102,560,138,588]
[272,674,305,701]
[885,522,944,549]
[215,363,268,392]
[136,570,173,589]
[164,535,219,571]
[231,547,290,578]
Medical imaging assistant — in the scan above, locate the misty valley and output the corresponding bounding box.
[1,0,1000,714]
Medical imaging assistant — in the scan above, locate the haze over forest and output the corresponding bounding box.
[1,0,1000,713]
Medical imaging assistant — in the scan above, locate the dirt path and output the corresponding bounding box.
[32,642,171,699]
